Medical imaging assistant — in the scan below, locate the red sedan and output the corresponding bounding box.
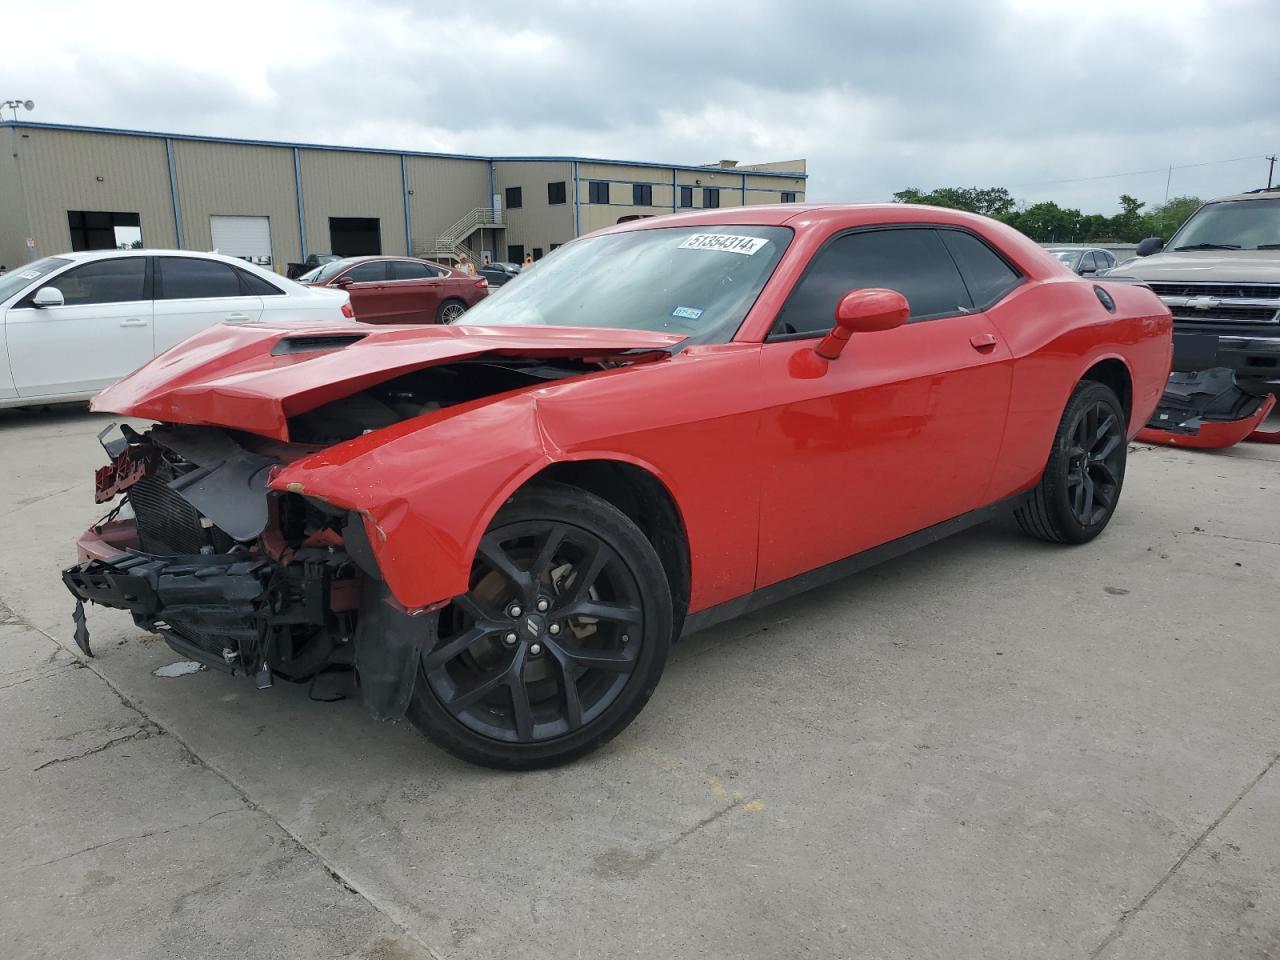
[298,255,488,323]
[64,204,1171,769]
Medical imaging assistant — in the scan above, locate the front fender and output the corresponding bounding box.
[272,394,558,609]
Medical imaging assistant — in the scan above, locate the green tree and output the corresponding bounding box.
[1146,196,1202,239]
[892,186,1015,217]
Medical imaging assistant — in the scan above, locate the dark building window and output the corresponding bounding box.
[781,192,797,203]
[679,186,693,208]
[588,181,610,204]
[703,188,720,209]
[549,243,562,251]
[633,183,653,206]
[505,186,523,209]
[67,210,142,251]
[328,217,381,256]
[547,181,566,205]
[508,244,525,263]
[532,247,544,260]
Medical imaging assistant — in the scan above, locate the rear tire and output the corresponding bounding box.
[1015,380,1127,544]
[407,482,672,769]
[437,299,467,324]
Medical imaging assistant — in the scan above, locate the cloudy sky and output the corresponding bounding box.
[7,0,1279,215]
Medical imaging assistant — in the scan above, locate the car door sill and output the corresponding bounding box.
[679,491,1032,639]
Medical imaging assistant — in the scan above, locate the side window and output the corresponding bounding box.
[39,258,147,306]
[390,260,434,280]
[772,228,971,338]
[342,261,388,283]
[235,267,284,296]
[158,257,243,299]
[938,230,1023,308]
[1099,251,1116,268]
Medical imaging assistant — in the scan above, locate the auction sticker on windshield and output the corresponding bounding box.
[678,234,770,255]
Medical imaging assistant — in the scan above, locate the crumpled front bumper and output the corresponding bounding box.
[62,521,268,671]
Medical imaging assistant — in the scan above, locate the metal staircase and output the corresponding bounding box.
[420,206,503,264]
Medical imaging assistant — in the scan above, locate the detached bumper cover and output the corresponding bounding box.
[1135,368,1278,450]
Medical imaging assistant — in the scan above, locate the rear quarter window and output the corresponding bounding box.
[938,230,1023,309]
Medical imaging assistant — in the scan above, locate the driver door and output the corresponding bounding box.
[334,260,390,322]
[753,227,1014,588]
[6,256,153,397]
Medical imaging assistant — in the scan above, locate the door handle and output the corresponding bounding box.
[224,313,251,323]
[969,332,999,352]
[119,318,149,327]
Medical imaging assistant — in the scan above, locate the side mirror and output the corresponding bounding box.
[33,286,64,308]
[332,275,354,287]
[815,288,909,360]
[1136,237,1165,257]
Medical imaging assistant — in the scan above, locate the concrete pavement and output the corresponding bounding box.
[1,403,1277,959]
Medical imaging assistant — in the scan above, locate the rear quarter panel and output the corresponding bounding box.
[985,278,1171,501]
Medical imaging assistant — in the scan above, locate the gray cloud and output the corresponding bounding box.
[9,0,1280,213]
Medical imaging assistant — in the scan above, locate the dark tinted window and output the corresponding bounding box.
[342,261,388,283]
[45,258,146,305]
[588,181,610,204]
[1099,250,1116,267]
[633,183,653,205]
[390,260,435,280]
[703,188,720,209]
[507,244,525,262]
[505,186,523,209]
[532,247,544,260]
[773,228,971,338]
[781,192,797,203]
[158,257,242,300]
[679,186,693,208]
[236,268,284,296]
[938,230,1022,307]
[547,181,566,205]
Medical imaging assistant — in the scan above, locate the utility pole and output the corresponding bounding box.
[1268,155,1278,191]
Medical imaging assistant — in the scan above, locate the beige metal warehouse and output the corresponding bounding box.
[0,122,806,272]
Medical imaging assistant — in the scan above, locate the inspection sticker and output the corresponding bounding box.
[672,305,704,320]
[678,233,769,255]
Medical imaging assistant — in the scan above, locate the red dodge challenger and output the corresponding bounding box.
[63,205,1172,769]
[297,255,489,323]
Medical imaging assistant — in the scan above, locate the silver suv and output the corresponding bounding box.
[1116,189,1280,391]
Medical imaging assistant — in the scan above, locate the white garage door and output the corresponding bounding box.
[209,215,273,269]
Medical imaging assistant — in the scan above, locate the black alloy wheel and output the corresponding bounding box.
[408,482,672,769]
[1015,380,1128,544]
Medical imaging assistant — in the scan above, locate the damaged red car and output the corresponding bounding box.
[63,205,1172,769]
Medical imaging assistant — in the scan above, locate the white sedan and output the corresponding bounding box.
[0,249,352,408]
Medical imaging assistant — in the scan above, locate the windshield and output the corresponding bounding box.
[300,259,354,283]
[0,257,71,302]
[1168,198,1280,251]
[456,225,793,342]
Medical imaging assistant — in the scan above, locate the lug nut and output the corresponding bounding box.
[503,632,517,645]
[530,643,542,656]
[621,634,629,644]
[548,623,561,635]
[535,598,550,612]
[508,604,522,618]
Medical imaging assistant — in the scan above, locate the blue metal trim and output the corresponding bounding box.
[164,138,184,248]
[293,148,307,261]
[400,154,412,255]
[572,161,581,236]
[0,121,807,180]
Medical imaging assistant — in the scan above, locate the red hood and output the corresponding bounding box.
[92,321,685,440]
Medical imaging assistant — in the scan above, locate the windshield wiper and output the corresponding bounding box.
[1171,243,1242,251]
[1255,243,1280,249]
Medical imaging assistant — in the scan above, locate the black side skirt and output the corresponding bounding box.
[680,493,1029,638]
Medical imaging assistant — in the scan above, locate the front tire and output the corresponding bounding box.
[1015,380,1127,544]
[407,482,672,769]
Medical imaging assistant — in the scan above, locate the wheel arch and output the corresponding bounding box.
[1078,355,1133,427]
[474,454,692,638]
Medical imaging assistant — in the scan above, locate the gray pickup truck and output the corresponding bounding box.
[1115,188,1280,394]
